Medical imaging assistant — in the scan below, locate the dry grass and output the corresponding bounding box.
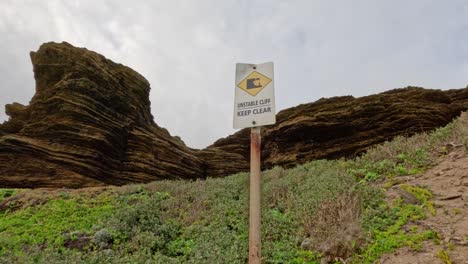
[351,111,468,182]
[371,112,467,162]
[300,192,363,262]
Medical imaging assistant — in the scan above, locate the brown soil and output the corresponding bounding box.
[63,235,91,251]
[380,148,468,264]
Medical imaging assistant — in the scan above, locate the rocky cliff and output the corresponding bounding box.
[1,42,467,188]
[0,42,210,188]
[209,87,468,171]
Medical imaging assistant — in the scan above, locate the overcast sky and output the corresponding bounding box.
[1,1,468,148]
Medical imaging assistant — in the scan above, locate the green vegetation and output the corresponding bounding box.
[0,163,356,263]
[0,112,466,263]
[400,184,436,216]
[356,197,436,263]
[0,189,15,203]
[0,193,115,257]
[438,249,452,264]
[350,111,468,182]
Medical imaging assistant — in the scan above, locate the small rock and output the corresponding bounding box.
[301,238,312,250]
[396,189,420,205]
[440,194,462,200]
[93,229,114,249]
[296,237,303,247]
[101,249,115,257]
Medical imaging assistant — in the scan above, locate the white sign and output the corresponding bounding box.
[233,62,276,129]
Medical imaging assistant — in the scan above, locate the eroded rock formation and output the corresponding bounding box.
[209,87,468,170]
[0,42,212,188]
[0,42,467,188]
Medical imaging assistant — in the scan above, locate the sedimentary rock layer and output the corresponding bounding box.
[0,42,207,188]
[0,42,467,188]
[209,87,468,171]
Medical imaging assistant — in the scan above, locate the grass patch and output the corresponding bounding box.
[0,193,115,258]
[0,161,358,263]
[0,189,15,203]
[400,184,436,216]
[356,195,436,263]
[350,112,468,182]
[438,249,452,264]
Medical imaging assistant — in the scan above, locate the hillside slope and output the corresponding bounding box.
[1,42,467,188]
[380,149,468,263]
[0,111,466,263]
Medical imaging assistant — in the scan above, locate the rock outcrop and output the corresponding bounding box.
[208,87,468,171]
[0,42,467,188]
[0,42,212,188]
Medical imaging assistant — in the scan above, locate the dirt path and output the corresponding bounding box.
[380,148,468,264]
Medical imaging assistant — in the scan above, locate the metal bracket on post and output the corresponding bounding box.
[249,126,261,264]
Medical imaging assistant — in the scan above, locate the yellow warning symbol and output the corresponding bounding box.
[236,71,272,96]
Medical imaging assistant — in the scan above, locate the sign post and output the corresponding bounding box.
[234,62,276,264]
[249,126,261,263]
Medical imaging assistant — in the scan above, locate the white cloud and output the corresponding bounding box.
[1,0,468,148]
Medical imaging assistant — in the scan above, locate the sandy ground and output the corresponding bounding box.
[380,148,468,264]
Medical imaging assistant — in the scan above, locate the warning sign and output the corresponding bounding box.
[233,62,276,129]
[236,71,272,96]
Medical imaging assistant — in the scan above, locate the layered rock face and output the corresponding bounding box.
[208,87,468,170]
[1,42,467,188]
[0,42,223,188]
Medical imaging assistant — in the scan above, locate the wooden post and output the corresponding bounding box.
[249,126,261,264]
